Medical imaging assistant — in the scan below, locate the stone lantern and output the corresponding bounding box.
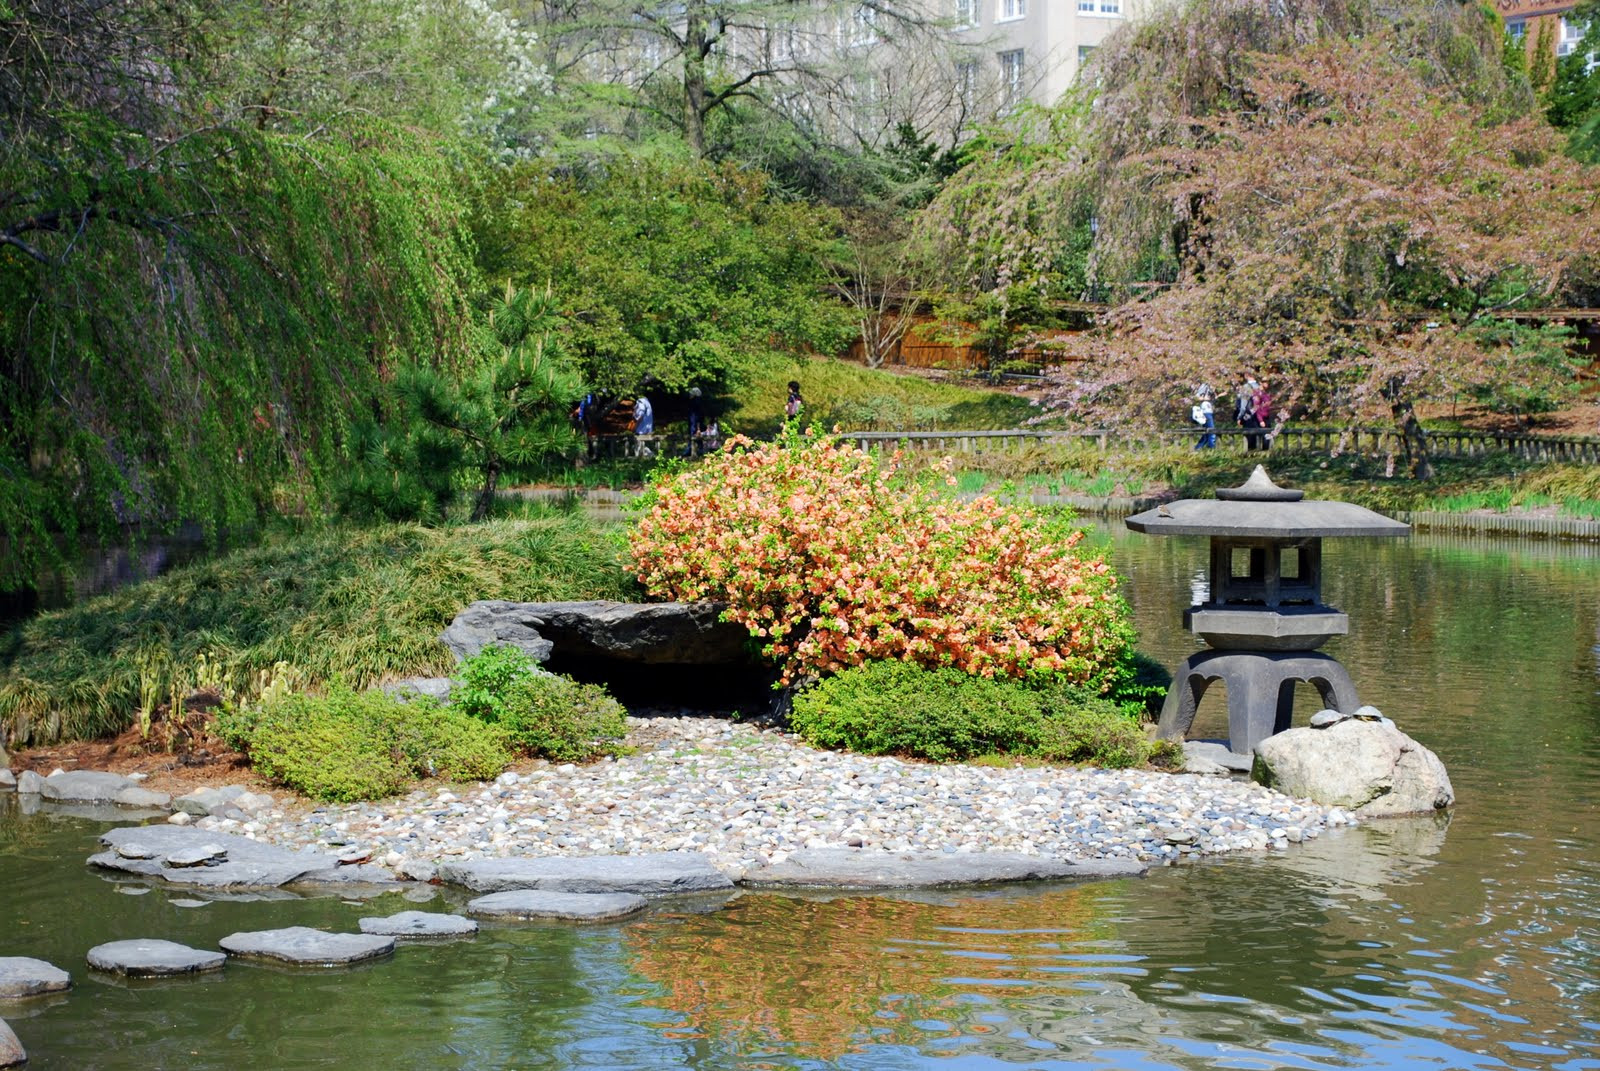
[1124,466,1409,757]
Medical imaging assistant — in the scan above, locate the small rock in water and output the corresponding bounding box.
[167,811,194,826]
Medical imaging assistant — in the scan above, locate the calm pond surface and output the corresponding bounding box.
[3,528,1599,1070]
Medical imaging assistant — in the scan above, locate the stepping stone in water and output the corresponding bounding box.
[218,927,394,967]
[86,939,226,977]
[0,1017,24,1068]
[358,911,478,939]
[438,852,733,895]
[0,957,71,998]
[466,891,648,923]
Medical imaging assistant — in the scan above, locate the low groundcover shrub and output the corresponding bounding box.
[789,659,1178,769]
[451,645,628,763]
[219,683,512,802]
[219,646,628,800]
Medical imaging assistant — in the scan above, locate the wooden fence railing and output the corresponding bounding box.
[837,426,1600,462]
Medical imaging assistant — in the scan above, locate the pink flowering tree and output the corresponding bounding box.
[629,430,1135,687]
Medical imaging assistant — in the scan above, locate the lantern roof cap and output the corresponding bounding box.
[1125,467,1411,539]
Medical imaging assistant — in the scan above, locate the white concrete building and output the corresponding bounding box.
[953,0,1144,107]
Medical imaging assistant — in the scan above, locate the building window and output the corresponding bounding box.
[1506,19,1525,40]
[998,0,1025,22]
[1558,16,1583,57]
[1100,0,1121,13]
[999,48,1024,103]
[957,59,979,109]
[1078,44,1096,64]
[1078,0,1095,10]
[956,0,980,27]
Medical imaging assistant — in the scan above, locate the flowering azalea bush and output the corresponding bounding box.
[629,430,1135,686]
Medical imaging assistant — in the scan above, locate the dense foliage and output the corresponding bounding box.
[789,659,1176,768]
[474,159,854,396]
[630,431,1134,686]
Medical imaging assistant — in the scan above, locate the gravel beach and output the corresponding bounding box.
[189,713,1350,879]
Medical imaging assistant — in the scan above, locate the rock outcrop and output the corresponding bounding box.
[442,600,755,666]
[1253,714,1454,817]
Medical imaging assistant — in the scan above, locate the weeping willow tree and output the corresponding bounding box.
[0,0,483,590]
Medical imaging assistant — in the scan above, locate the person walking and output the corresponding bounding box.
[1248,378,1272,452]
[784,380,804,428]
[630,391,654,456]
[1192,384,1217,449]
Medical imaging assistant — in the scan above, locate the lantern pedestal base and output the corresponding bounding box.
[1156,649,1361,756]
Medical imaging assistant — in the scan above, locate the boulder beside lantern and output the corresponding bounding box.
[1125,466,1409,757]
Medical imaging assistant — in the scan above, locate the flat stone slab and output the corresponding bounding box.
[86,939,226,976]
[740,849,1148,890]
[437,852,733,895]
[39,770,171,808]
[218,927,394,967]
[0,957,71,998]
[466,891,648,922]
[91,826,339,889]
[0,1017,23,1068]
[358,911,478,939]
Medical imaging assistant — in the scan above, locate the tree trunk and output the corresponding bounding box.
[471,461,501,523]
[682,0,710,158]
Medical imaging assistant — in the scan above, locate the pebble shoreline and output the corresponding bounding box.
[188,713,1351,880]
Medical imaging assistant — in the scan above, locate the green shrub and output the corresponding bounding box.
[240,684,510,801]
[453,645,628,762]
[790,660,1046,762]
[790,659,1173,768]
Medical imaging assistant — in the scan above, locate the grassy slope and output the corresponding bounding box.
[722,355,1042,435]
[0,512,639,745]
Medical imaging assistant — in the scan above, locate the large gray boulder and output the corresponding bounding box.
[0,1017,24,1068]
[441,600,753,665]
[1253,718,1454,817]
[91,826,341,889]
[437,852,734,895]
[740,849,1147,890]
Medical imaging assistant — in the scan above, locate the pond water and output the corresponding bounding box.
[4,528,1600,1070]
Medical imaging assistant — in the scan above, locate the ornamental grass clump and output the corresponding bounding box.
[629,430,1134,686]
